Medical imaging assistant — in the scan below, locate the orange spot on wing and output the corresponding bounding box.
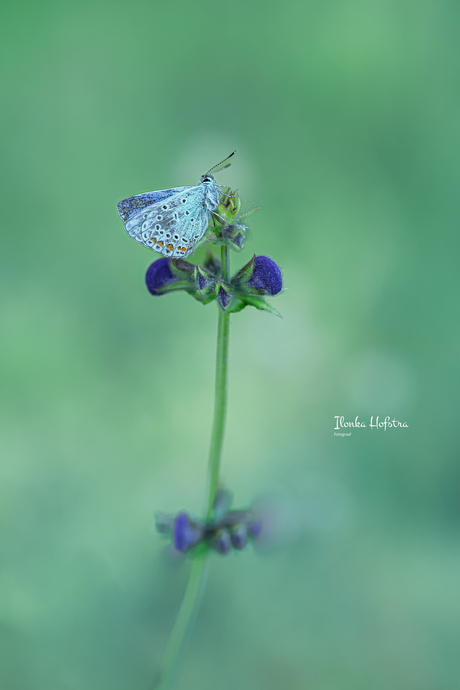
[166,244,173,251]
[156,241,163,247]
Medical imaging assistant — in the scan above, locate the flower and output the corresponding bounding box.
[248,521,262,537]
[156,494,263,556]
[246,255,282,296]
[230,525,248,550]
[173,512,204,552]
[145,258,179,296]
[193,264,216,295]
[143,253,283,316]
[210,530,232,555]
[216,282,233,311]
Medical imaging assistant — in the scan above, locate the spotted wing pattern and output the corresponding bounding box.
[118,183,218,259]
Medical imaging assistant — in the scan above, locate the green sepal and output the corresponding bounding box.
[235,283,264,296]
[193,264,217,297]
[188,290,216,306]
[237,206,261,221]
[215,206,260,251]
[194,264,215,282]
[214,280,232,295]
[169,258,195,280]
[217,188,241,217]
[202,219,250,253]
[200,293,217,305]
[214,280,235,312]
[226,224,248,252]
[155,279,195,295]
[227,293,282,318]
[220,222,249,252]
[232,254,256,285]
[202,228,239,251]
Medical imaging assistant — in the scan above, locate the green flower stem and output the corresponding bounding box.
[156,547,209,690]
[156,245,231,688]
[206,244,230,520]
[221,241,230,282]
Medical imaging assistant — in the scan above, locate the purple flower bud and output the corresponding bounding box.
[221,223,247,251]
[219,287,231,309]
[145,258,179,296]
[231,232,245,249]
[216,282,233,311]
[173,512,203,552]
[197,273,207,291]
[211,530,232,555]
[230,525,248,550]
[194,265,216,294]
[248,521,262,537]
[247,256,282,296]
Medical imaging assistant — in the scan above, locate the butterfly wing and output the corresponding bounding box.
[117,186,190,223]
[120,185,213,259]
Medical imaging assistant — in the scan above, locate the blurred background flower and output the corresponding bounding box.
[1,1,459,689]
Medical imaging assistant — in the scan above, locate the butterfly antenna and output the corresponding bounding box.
[206,150,236,176]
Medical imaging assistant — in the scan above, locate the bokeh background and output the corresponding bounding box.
[1,1,459,688]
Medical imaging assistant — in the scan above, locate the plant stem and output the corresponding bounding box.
[206,244,230,520]
[155,547,209,690]
[221,241,230,282]
[156,245,231,688]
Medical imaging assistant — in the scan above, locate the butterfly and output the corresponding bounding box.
[117,152,235,259]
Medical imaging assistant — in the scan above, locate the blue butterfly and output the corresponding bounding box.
[117,152,235,259]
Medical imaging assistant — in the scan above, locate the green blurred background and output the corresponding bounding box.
[1,0,459,688]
